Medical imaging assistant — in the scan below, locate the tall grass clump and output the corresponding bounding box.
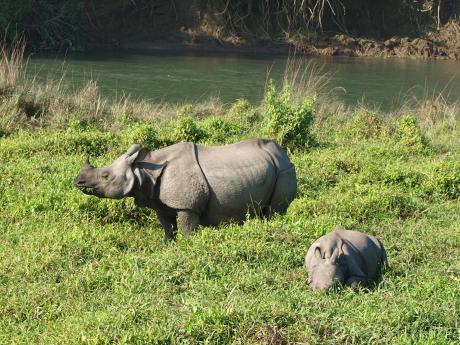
[0,37,26,88]
[282,57,331,102]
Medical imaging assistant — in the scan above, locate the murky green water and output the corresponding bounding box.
[28,52,460,109]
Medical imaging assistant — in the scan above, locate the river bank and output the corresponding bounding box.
[121,21,460,61]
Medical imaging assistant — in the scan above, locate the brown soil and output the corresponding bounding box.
[121,21,460,61]
[294,21,460,60]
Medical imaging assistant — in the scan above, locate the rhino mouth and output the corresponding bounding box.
[75,183,100,196]
[80,186,96,195]
[75,185,95,195]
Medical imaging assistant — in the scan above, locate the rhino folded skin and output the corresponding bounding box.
[305,228,388,291]
[74,138,297,240]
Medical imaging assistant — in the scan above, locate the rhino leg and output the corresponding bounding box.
[178,210,200,236]
[157,212,178,243]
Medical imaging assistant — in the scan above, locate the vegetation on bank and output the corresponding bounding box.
[0,42,459,343]
[1,1,459,52]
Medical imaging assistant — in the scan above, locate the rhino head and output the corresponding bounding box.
[74,144,143,199]
[308,246,345,291]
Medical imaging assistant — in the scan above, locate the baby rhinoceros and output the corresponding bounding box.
[74,139,297,242]
[305,229,387,291]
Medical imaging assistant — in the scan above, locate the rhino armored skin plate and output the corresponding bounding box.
[74,139,297,241]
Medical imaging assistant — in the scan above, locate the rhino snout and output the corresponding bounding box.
[73,175,99,195]
[74,176,87,187]
[310,277,340,291]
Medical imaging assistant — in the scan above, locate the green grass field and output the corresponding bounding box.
[1,96,459,344]
[0,45,459,343]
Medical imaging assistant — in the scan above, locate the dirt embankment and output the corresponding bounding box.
[123,21,460,61]
[297,22,460,60]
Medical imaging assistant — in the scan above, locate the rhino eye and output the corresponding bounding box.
[101,171,110,179]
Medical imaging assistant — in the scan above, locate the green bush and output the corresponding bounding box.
[171,116,207,142]
[0,0,89,51]
[122,123,160,149]
[338,110,385,141]
[60,131,118,156]
[200,116,242,144]
[226,99,258,125]
[261,80,315,149]
[396,115,428,152]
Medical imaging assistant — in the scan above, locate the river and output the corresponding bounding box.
[28,52,460,110]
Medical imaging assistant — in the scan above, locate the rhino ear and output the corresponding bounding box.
[314,247,322,260]
[126,144,142,156]
[125,144,142,165]
[330,247,339,264]
[84,156,91,168]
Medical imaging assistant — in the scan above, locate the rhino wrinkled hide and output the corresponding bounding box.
[74,139,297,241]
[305,229,387,291]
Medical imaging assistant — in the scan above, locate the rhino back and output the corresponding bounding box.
[196,139,280,224]
[257,139,294,172]
[334,229,385,279]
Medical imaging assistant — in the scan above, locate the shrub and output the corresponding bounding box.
[396,115,428,152]
[338,110,385,141]
[122,123,160,149]
[226,99,258,125]
[60,131,117,156]
[261,80,315,149]
[171,116,207,142]
[200,116,242,144]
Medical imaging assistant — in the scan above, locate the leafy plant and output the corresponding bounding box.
[122,123,160,149]
[171,116,207,142]
[262,80,315,149]
[226,99,258,125]
[201,116,243,144]
[396,115,428,152]
[338,110,385,141]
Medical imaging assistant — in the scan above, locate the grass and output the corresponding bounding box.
[0,44,459,344]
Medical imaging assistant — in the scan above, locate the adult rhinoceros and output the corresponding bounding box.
[74,139,297,241]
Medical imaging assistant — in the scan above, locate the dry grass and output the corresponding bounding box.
[392,81,460,129]
[0,37,27,88]
[282,55,332,102]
